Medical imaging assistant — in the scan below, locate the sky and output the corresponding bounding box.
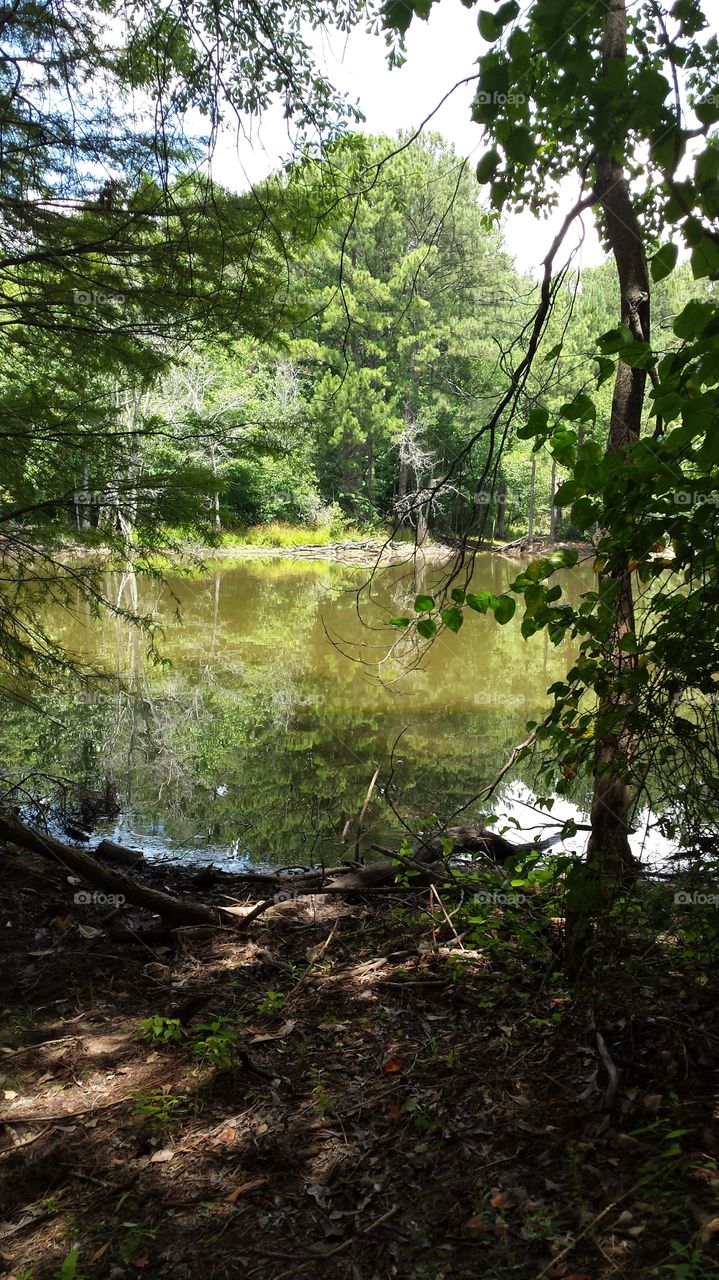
[211,2,718,278]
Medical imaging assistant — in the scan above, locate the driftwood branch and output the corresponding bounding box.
[0,814,226,927]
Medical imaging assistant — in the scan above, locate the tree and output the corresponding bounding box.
[293,133,521,528]
[383,0,719,924]
[0,0,364,683]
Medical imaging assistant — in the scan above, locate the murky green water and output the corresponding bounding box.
[1,553,597,867]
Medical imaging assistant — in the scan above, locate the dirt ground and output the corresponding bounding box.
[1,851,718,1280]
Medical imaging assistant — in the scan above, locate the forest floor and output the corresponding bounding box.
[1,852,718,1280]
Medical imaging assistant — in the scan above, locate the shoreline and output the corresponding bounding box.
[10,532,594,569]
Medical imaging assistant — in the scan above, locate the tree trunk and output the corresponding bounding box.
[209,441,222,531]
[549,459,557,544]
[366,429,375,502]
[527,455,536,544]
[494,481,507,540]
[586,0,648,880]
[397,451,408,529]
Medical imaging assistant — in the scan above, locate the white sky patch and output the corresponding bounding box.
[209,3,719,278]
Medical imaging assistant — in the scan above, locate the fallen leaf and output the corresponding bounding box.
[229,1177,267,1201]
[50,915,74,930]
[700,1217,719,1245]
[3,1090,18,1100]
[381,1057,404,1074]
[489,1191,516,1210]
[90,1242,110,1263]
[78,924,103,939]
[642,1092,663,1111]
[149,1148,175,1163]
[248,1020,296,1045]
[463,1216,489,1235]
[386,1103,402,1120]
[215,1127,237,1145]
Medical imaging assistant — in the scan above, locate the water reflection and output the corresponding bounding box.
[1,554,596,867]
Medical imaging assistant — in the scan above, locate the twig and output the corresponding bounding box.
[272,1204,399,1279]
[534,1181,641,1278]
[354,764,380,859]
[430,883,465,949]
[589,1006,620,1108]
[0,1095,132,1125]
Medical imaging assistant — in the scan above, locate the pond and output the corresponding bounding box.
[0,551,670,868]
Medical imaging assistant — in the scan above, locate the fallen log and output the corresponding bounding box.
[0,814,225,927]
[94,838,145,869]
[426,825,563,864]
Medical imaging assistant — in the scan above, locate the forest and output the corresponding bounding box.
[1,1,719,1278]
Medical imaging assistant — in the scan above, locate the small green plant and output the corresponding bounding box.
[191,1015,238,1068]
[59,1213,79,1243]
[309,1067,332,1117]
[138,1015,184,1045]
[41,1195,61,1214]
[256,989,287,1018]
[54,1250,87,1280]
[660,1238,705,1279]
[132,1088,189,1128]
[117,1223,157,1265]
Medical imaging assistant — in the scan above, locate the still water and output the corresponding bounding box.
[2,552,647,868]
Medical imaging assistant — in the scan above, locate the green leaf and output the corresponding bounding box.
[599,324,635,353]
[496,0,520,26]
[504,126,536,166]
[691,235,719,280]
[619,632,639,653]
[476,149,501,184]
[696,93,719,125]
[441,605,464,632]
[673,299,716,339]
[478,9,501,40]
[390,615,410,627]
[595,356,616,387]
[548,548,579,569]
[383,0,415,34]
[466,590,493,613]
[651,242,679,282]
[554,479,585,507]
[417,618,437,639]
[414,594,435,613]
[451,588,466,604]
[518,406,550,440]
[493,595,516,624]
[570,497,600,529]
